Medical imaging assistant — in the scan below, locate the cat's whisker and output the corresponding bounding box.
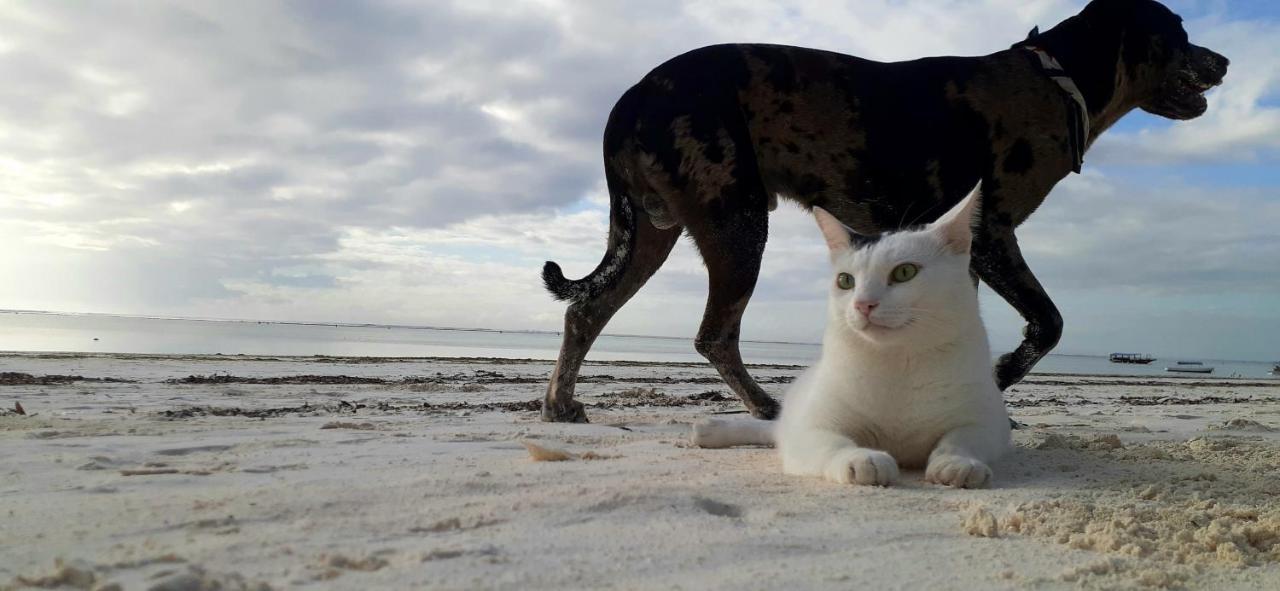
[906,202,936,228]
[898,202,914,229]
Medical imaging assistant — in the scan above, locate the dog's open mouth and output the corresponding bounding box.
[1146,70,1218,119]
[1143,46,1229,120]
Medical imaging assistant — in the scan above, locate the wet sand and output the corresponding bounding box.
[2,353,1279,590]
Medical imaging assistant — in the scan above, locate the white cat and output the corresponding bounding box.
[692,185,1010,488]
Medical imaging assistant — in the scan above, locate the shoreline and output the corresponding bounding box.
[3,351,1278,382]
[6,309,1275,366]
[0,308,821,348]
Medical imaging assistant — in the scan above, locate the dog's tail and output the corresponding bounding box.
[691,418,777,449]
[542,181,635,302]
[543,85,647,303]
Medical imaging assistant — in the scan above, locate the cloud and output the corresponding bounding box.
[0,1,1276,360]
[0,1,1089,232]
[1016,172,1280,295]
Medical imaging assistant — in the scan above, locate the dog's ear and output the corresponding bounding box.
[929,183,982,255]
[1026,25,1040,40]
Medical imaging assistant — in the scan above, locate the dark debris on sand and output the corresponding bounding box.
[157,390,735,419]
[164,370,791,387]
[591,388,732,409]
[167,371,545,386]
[1006,396,1100,408]
[0,372,135,385]
[1026,377,1280,388]
[159,399,542,419]
[169,374,388,385]
[578,374,793,385]
[1006,394,1267,408]
[1117,395,1259,406]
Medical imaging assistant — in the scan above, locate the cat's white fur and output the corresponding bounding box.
[692,185,1011,488]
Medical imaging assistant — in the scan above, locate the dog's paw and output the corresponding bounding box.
[925,455,992,489]
[826,448,898,486]
[541,399,588,423]
[748,397,781,420]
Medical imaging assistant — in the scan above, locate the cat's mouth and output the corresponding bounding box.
[853,316,910,334]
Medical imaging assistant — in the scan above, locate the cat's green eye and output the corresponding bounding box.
[890,263,919,283]
[836,272,854,290]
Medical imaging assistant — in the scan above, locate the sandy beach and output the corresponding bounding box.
[2,352,1279,590]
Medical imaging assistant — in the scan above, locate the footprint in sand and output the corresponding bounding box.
[692,496,743,518]
[422,544,500,562]
[580,494,744,519]
[240,463,308,474]
[154,444,235,456]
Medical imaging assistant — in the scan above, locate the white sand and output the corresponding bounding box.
[2,353,1279,590]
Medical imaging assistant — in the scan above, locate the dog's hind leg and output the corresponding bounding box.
[542,196,682,423]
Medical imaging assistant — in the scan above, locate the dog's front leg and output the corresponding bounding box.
[971,227,1062,391]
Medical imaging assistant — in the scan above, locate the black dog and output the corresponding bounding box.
[542,0,1228,422]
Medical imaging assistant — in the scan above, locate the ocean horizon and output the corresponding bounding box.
[1,309,1276,379]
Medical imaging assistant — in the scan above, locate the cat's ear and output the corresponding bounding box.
[813,207,855,256]
[930,183,982,254]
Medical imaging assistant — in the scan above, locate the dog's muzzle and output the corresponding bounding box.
[1144,44,1229,120]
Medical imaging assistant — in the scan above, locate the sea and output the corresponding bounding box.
[1,310,1276,379]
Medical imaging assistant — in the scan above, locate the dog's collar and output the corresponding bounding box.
[1024,46,1089,173]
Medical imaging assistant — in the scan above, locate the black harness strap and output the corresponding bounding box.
[1024,47,1090,173]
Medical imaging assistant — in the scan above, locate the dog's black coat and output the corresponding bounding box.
[542,0,1228,422]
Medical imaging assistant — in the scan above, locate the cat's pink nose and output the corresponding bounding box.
[854,300,878,317]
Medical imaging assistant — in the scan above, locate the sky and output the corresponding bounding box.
[0,0,1277,361]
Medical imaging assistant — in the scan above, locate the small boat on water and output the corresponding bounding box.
[1110,353,1155,364]
[1166,363,1214,374]
[1272,362,1280,375]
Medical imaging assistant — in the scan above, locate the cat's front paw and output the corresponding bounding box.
[925,455,992,489]
[827,448,898,486]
